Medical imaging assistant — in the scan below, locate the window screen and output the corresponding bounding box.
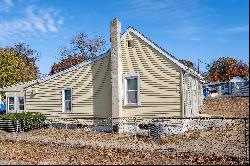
[8,97,15,113]
[127,78,138,104]
[18,97,25,112]
[63,89,72,112]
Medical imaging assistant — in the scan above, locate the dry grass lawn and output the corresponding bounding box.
[0,97,249,165]
[0,140,248,165]
[202,97,249,118]
[0,121,248,165]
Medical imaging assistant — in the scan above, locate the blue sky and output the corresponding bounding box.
[0,0,249,74]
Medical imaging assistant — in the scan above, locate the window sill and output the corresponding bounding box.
[124,104,141,107]
[62,111,72,113]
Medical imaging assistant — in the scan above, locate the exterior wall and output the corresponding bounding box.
[25,55,112,118]
[5,84,27,113]
[121,31,183,118]
[183,73,203,116]
[3,26,203,120]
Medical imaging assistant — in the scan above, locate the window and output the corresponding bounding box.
[124,73,140,106]
[127,40,134,48]
[221,85,225,90]
[62,88,72,112]
[8,97,15,113]
[18,97,25,112]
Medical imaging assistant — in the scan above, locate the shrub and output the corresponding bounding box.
[0,112,46,132]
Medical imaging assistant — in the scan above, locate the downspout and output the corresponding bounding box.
[181,70,186,118]
[24,89,27,112]
[6,92,8,114]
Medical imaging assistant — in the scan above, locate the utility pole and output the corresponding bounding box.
[198,58,200,74]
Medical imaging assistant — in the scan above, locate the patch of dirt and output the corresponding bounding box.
[202,97,249,118]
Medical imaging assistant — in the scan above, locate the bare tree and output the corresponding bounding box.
[60,32,106,60]
[50,32,106,75]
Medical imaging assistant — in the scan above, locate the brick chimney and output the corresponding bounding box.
[110,18,123,119]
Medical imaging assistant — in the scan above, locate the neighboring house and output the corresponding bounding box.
[1,18,204,121]
[203,76,249,98]
[229,76,246,83]
[227,76,249,96]
[203,82,225,98]
[0,80,37,113]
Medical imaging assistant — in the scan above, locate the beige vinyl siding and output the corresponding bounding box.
[25,55,112,118]
[121,32,182,118]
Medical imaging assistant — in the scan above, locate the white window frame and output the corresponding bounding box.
[124,72,141,106]
[62,88,72,112]
[7,96,15,113]
[17,96,25,112]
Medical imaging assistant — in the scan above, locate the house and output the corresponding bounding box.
[1,18,204,123]
[203,76,249,98]
[227,76,249,96]
[203,82,226,98]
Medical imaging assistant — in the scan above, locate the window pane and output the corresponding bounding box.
[65,89,71,100]
[18,97,24,104]
[127,78,137,90]
[9,97,14,104]
[127,91,137,104]
[9,105,14,111]
[65,101,71,112]
[19,105,24,111]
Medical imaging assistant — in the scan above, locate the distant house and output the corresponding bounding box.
[203,76,249,98]
[1,18,204,121]
[203,82,225,98]
[227,76,249,96]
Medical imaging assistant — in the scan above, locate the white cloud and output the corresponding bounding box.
[216,37,226,42]
[115,0,211,20]
[0,5,64,43]
[57,17,64,25]
[188,38,201,41]
[43,12,58,32]
[0,0,13,12]
[218,25,249,33]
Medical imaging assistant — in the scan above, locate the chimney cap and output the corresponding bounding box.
[111,17,120,23]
